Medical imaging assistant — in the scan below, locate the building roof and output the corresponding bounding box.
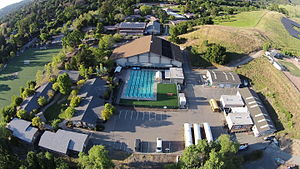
[119,22,146,29]
[20,82,53,113]
[226,112,253,129]
[72,96,104,125]
[207,70,242,85]
[7,118,38,143]
[77,78,107,98]
[239,88,276,134]
[111,35,182,62]
[170,67,184,79]
[39,129,88,154]
[220,95,245,107]
[146,21,161,34]
[59,70,80,82]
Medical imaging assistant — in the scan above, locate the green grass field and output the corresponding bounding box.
[217,10,267,27]
[279,60,300,77]
[120,83,178,108]
[236,58,300,138]
[0,47,61,108]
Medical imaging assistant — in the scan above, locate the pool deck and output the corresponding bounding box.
[121,69,158,101]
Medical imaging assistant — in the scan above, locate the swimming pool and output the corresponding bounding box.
[123,70,156,100]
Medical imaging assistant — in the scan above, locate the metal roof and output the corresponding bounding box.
[226,112,253,128]
[220,95,245,107]
[119,22,146,29]
[111,35,182,62]
[39,129,88,154]
[59,70,80,82]
[20,82,53,113]
[207,70,242,85]
[239,88,276,135]
[77,78,107,98]
[7,118,38,143]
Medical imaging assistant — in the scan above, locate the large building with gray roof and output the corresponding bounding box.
[71,78,107,128]
[20,82,53,113]
[7,118,39,143]
[38,129,89,154]
[206,70,241,88]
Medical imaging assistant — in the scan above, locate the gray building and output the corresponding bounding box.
[20,82,53,113]
[111,35,182,68]
[206,70,242,88]
[7,118,39,143]
[238,88,276,137]
[71,78,107,128]
[118,22,146,35]
[145,21,161,35]
[59,70,80,83]
[39,129,89,154]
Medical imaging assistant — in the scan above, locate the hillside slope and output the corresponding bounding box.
[0,0,32,19]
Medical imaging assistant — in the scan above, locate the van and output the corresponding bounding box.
[156,138,163,153]
[209,99,219,112]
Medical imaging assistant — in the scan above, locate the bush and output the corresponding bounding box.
[204,43,228,64]
[59,107,75,120]
[51,119,62,130]
[12,96,23,106]
[38,96,47,106]
[21,88,35,99]
[77,79,86,86]
[32,117,43,128]
[101,103,115,121]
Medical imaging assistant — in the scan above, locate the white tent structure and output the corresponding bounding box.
[155,71,162,81]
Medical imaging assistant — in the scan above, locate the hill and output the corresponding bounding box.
[0,0,32,19]
[181,10,300,57]
[236,57,300,139]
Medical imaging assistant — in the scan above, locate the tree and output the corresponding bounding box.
[51,119,61,130]
[62,30,83,48]
[47,89,55,99]
[12,96,23,106]
[101,103,115,121]
[31,117,43,128]
[59,107,75,120]
[98,35,114,50]
[38,96,47,106]
[78,145,114,169]
[16,110,27,119]
[204,43,228,64]
[140,5,152,15]
[70,96,81,107]
[54,73,72,95]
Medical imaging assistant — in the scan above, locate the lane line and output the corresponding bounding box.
[124,111,128,119]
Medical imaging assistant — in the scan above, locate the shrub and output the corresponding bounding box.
[59,107,75,120]
[32,117,43,128]
[51,119,62,130]
[12,96,23,106]
[101,103,115,121]
[77,79,86,86]
[47,89,55,99]
[38,96,47,106]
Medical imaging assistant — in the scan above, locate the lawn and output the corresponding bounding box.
[0,47,61,108]
[120,83,178,108]
[43,95,68,122]
[236,58,300,138]
[279,60,300,77]
[279,5,300,19]
[217,10,267,27]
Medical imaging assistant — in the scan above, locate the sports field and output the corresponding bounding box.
[0,47,61,108]
[120,83,178,108]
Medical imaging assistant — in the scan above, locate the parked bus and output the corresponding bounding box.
[193,123,202,145]
[209,99,220,112]
[183,123,193,148]
[203,122,213,143]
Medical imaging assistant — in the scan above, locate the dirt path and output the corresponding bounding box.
[227,50,264,67]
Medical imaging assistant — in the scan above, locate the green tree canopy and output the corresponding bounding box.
[78,145,114,169]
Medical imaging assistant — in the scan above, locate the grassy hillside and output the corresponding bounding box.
[180,25,267,54]
[280,5,300,18]
[236,58,300,138]
[181,10,300,57]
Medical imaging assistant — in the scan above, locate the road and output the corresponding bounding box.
[228,50,264,67]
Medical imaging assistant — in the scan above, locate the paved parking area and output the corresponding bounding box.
[88,108,226,153]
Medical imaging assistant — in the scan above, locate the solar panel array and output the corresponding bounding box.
[119,22,146,29]
[281,17,300,40]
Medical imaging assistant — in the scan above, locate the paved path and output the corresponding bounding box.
[228,50,264,67]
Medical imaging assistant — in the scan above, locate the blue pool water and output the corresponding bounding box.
[124,70,155,99]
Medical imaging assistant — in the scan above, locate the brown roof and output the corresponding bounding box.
[110,36,182,62]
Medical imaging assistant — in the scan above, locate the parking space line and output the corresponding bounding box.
[124,111,128,119]
[161,113,163,121]
[118,111,122,119]
[131,111,134,120]
[136,111,139,120]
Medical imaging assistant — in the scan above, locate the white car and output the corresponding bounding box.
[156,138,163,153]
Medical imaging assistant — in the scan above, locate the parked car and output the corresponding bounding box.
[156,138,163,153]
[239,143,249,151]
[274,158,285,166]
[264,135,275,141]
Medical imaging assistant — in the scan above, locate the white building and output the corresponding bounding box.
[220,94,245,108]
[165,67,184,84]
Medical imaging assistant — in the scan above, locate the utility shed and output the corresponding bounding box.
[39,129,89,154]
[169,67,184,84]
[7,118,39,143]
[238,88,276,137]
[206,70,241,88]
[220,94,245,108]
[224,107,253,133]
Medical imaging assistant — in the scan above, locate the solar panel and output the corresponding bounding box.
[119,22,146,29]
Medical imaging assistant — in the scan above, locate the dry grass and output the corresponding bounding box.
[236,57,300,138]
[180,25,267,54]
